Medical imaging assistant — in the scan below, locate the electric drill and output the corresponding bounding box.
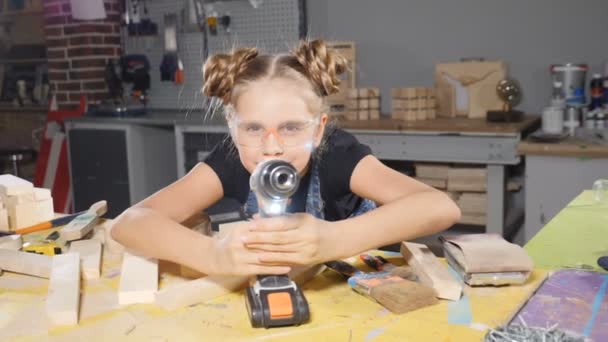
[245,159,310,328]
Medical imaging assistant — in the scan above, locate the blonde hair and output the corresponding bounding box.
[202,39,347,116]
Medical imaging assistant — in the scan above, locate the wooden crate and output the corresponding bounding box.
[447,167,487,192]
[326,41,356,119]
[391,87,437,121]
[346,87,381,121]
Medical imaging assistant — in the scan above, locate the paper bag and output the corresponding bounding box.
[441,233,533,273]
[435,61,507,118]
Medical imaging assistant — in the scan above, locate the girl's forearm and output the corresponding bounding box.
[111,207,217,274]
[328,191,461,260]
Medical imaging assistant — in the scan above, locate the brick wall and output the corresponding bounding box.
[42,0,122,109]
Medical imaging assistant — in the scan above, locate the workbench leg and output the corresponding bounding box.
[486,164,506,237]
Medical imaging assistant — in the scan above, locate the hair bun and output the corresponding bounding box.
[202,47,259,103]
[292,39,347,96]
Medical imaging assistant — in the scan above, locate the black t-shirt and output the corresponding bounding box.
[204,128,372,221]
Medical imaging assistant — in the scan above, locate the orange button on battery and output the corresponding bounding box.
[267,292,294,319]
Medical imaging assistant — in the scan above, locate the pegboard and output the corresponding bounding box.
[123,0,305,110]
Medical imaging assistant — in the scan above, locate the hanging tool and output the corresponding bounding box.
[219,13,231,33]
[246,160,310,328]
[206,10,218,36]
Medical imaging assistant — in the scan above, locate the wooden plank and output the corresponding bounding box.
[369,110,380,120]
[118,251,158,305]
[338,115,540,134]
[155,275,248,311]
[0,174,33,196]
[457,193,487,214]
[0,249,52,278]
[59,212,99,242]
[518,139,608,158]
[46,253,80,326]
[69,240,102,279]
[415,177,446,189]
[447,167,487,192]
[458,213,486,226]
[155,264,324,311]
[358,110,369,120]
[400,242,462,301]
[415,163,450,180]
[8,201,41,230]
[369,98,380,109]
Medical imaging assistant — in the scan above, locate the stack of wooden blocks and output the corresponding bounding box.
[414,164,487,226]
[391,87,437,121]
[0,174,54,232]
[325,41,356,119]
[346,87,381,120]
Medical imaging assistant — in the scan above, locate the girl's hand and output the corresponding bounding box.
[242,213,337,266]
[208,222,292,276]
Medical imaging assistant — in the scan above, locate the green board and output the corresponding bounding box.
[525,190,608,272]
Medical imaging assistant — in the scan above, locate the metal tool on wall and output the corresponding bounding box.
[160,13,184,85]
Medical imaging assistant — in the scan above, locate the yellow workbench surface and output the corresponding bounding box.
[1,224,546,342]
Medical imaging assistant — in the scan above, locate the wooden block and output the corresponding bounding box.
[391,88,404,98]
[156,275,248,310]
[8,201,40,230]
[34,198,54,222]
[400,242,462,301]
[444,191,461,201]
[69,240,102,279]
[347,88,359,99]
[345,111,358,120]
[100,219,125,253]
[458,213,486,226]
[358,110,369,120]
[417,93,427,120]
[427,97,437,119]
[60,212,99,242]
[367,87,380,97]
[369,110,380,120]
[0,234,22,250]
[0,174,33,196]
[369,97,380,109]
[347,99,358,110]
[391,99,403,111]
[358,88,369,98]
[415,163,450,180]
[33,187,51,200]
[406,110,419,121]
[447,168,487,192]
[415,177,447,189]
[358,98,369,109]
[155,264,323,311]
[457,193,487,214]
[4,192,35,206]
[448,167,487,179]
[46,253,80,326]
[0,208,8,232]
[0,249,52,278]
[119,251,158,305]
[404,87,416,98]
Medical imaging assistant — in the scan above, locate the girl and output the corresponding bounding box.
[112,39,461,276]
